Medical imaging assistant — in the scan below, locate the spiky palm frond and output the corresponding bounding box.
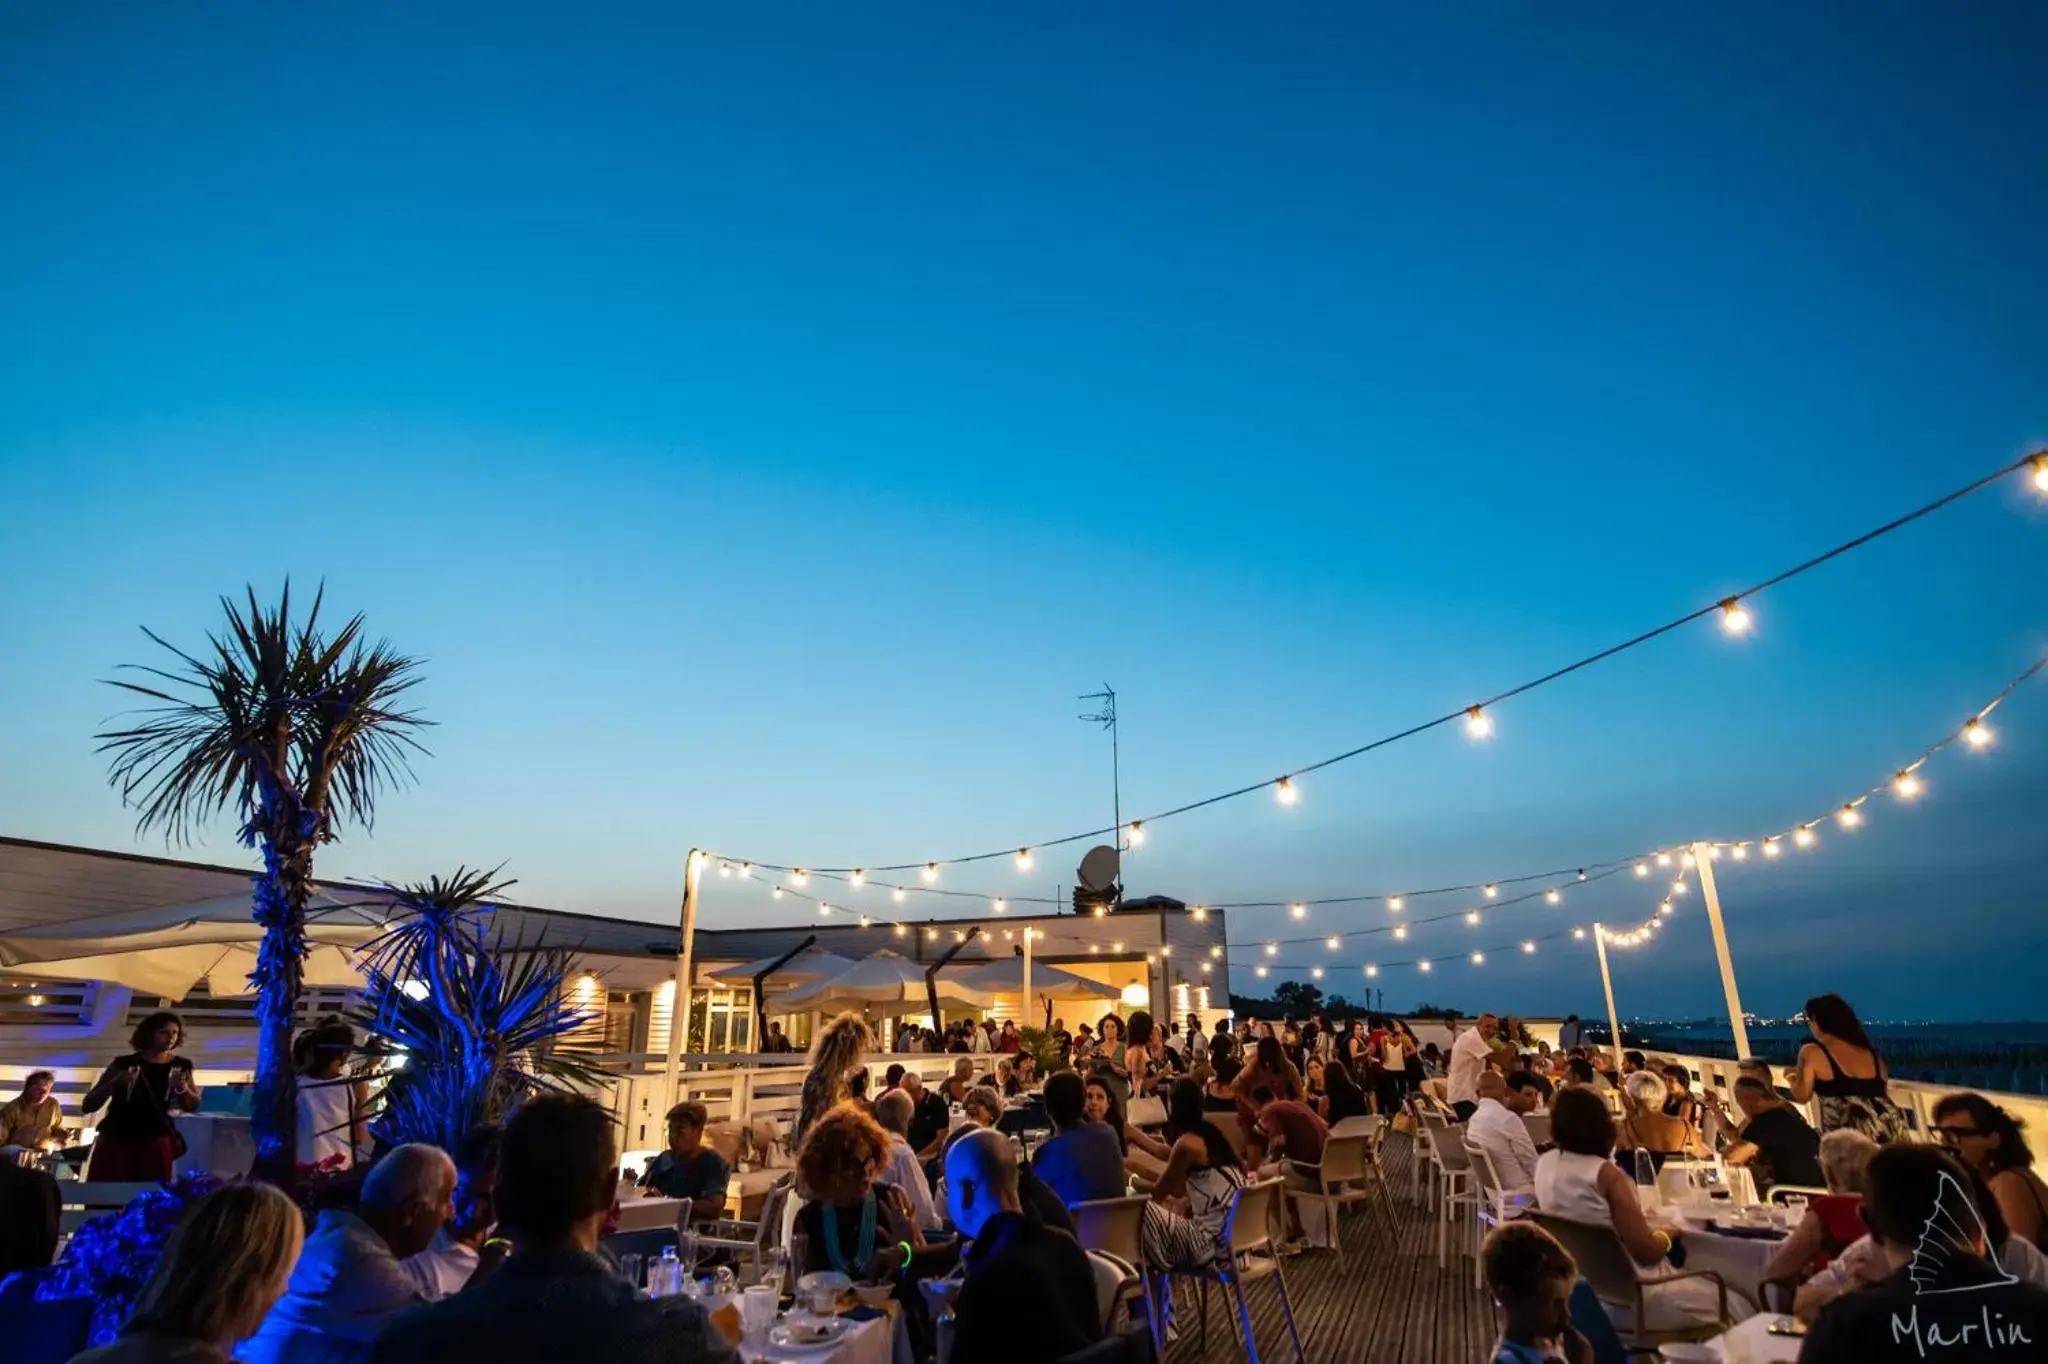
[97,581,430,844]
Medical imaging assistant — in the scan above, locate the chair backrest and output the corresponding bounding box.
[1125,1096,1167,1129]
[754,1175,794,1252]
[1070,1194,1150,1267]
[1316,1132,1371,1185]
[1522,1113,1551,1147]
[1223,1178,1282,1255]
[1086,1249,1137,1330]
[1328,1113,1382,1142]
[1463,1138,1504,1196]
[1528,1213,1642,1306]
[1422,1115,1472,1172]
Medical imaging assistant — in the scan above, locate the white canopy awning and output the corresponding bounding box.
[771,949,994,1016]
[0,891,399,1000]
[706,947,860,988]
[943,956,1123,1005]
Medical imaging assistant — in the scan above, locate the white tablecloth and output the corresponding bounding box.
[740,1311,909,1364]
[173,1112,255,1177]
[614,1195,688,1233]
[1653,1204,1783,1310]
[1665,1312,1803,1363]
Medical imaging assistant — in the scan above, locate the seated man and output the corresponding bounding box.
[1801,1143,2048,1362]
[241,1144,454,1364]
[1467,1071,1541,1196]
[944,1128,1102,1364]
[1252,1082,1327,1244]
[1722,1075,1822,1194]
[637,1101,731,1225]
[900,1071,951,1163]
[371,1096,737,1364]
[874,1089,942,1232]
[1029,1071,1126,1206]
[0,1070,68,1152]
[403,1125,503,1300]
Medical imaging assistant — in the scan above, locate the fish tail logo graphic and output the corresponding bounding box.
[1906,1169,2019,1297]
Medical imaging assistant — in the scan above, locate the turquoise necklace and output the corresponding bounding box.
[822,1191,877,1275]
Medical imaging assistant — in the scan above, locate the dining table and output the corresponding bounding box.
[1649,1200,1790,1312]
[1661,1310,1805,1363]
[738,1304,914,1364]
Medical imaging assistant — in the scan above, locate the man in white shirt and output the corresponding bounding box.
[1465,1072,1540,1195]
[1447,1013,1499,1121]
[1185,1014,1208,1065]
[874,1089,942,1232]
[241,1144,454,1364]
[403,1125,503,1300]
[970,1020,993,1054]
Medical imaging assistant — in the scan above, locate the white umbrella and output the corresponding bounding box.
[0,891,397,1000]
[944,956,1122,1005]
[707,947,860,988]
[771,949,994,1016]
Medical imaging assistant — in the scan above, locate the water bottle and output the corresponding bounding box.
[650,1245,681,1297]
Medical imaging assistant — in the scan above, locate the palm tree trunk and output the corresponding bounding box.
[249,813,315,1182]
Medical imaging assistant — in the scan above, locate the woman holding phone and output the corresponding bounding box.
[81,1011,200,1180]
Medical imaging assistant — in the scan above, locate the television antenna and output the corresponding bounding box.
[1077,685,1122,852]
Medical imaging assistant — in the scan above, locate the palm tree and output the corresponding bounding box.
[98,583,427,1176]
[351,867,606,1153]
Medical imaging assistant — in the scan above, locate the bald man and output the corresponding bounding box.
[244,1143,456,1364]
[1466,1071,1540,1195]
[874,1088,941,1231]
[943,1130,1102,1363]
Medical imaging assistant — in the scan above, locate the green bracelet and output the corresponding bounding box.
[898,1240,914,1271]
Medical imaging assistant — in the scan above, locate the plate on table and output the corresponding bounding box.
[769,1317,849,1351]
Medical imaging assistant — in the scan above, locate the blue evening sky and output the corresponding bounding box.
[3,5,2045,1023]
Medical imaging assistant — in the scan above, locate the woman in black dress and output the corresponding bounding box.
[82,1011,199,1181]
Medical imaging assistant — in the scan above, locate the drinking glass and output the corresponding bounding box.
[617,1254,644,1291]
[741,1285,778,1344]
[678,1228,701,1278]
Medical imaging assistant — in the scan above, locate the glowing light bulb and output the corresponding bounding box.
[1365,964,1379,977]
[1311,967,1324,979]
[739,863,754,878]
[1657,853,1673,867]
[2033,454,2048,493]
[858,914,871,928]
[1470,951,1484,964]
[1732,844,1749,861]
[892,886,907,902]
[1015,849,1033,872]
[1200,962,1212,974]
[894,923,907,938]
[1522,941,1536,954]
[1546,889,1562,905]
[1264,942,1278,957]
[992,898,1008,913]
[1325,936,1340,951]
[790,869,809,888]
[1113,941,1126,953]
[1393,925,1408,940]
[926,927,938,940]
[850,869,866,887]
[1290,903,1307,920]
[1681,852,1696,869]
[954,931,966,942]
[1388,896,1404,912]
[772,886,784,899]
[1484,883,1498,899]
[1093,905,1107,918]
[1578,869,1588,881]
[1762,838,1782,858]
[1089,944,1100,954]
[1256,966,1269,978]
[1126,822,1146,847]
[1964,718,1993,749]
[718,862,732,878]
[818,902,832,916]
[1003,930,1013,940]
[1573,927,1586,940]
[1672,880,1688,896]
[922,863,939,882]
[1466,910,1481,925]
[1837,804,1862,829]
[1419,960,1432,973]
[1794,826,1817,848]
[1191,905,1208,922]
[1210,946,1222,958]
[1659,902,1673,916]
[1707,846,1722,860]
[1465,706,1494,740]
[1720,598,1752,635]
[1635,861,1649,877]
[1274,776,1299,806]
[1894,770,1922,799]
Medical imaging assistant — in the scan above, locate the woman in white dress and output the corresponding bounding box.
[1534,1087,1749,1333]
[293,1018,370,1170]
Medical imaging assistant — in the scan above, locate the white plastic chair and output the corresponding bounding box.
[1417,1110,1480,1268]
[1164,1178,1308,1362]
[1070,1193,1161,1353]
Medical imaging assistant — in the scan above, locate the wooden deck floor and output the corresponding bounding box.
[1168,1128,1496,1364]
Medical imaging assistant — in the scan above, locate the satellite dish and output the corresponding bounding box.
[1077,845,1121,893]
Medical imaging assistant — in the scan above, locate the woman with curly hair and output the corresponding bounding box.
[1933,1091,2048,1250]
[792,1011,874,1147]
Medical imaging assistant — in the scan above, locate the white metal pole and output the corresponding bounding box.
[1022,927,1034,1031]
[1593,922,1625,1076]
[665,848,705,1115]
[1690,842,1755,1061]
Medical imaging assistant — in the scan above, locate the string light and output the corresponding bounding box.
[771,886,783,899]
[1484,883,1498,899]
[1394,925,1408,940]
[1419,959,1432,972]
[2034,454,2048,493]
[718,862,732,878]
[790,870,809,888]
[1210,946,1222,958]
[1290,902,1307,919]
[1191,905,1208,922]
[1014,849,1033,872]
[1794,826,1817,848]
[857,914,870,928]
[817,902,832,916]
[1365,964,1379,976]
[1093,905,1107,918]
[922,863,939,882]
[1465,706,1494,740]
[1089,944,1100,954]
[1545,889,1562,905]
[1311,966,1324,979]
[1635,862,1649,877]
[1837,804,1863,829]
[1470,951,1484,964]
[1681,852,1696,868]
[953,930,966,942]
[1671,879,1688,896]
[1466,910,1482,925]
[1965,718,1993,749]
[1264,942,1278,956]
[1387,896,1404,911]
[1201,962,1212,973]
[849,869,866,888]
[1325,936,1340,951]
[992,898,1008,912]
[1659,900,1672,914]
[1112,941,1125,952]
[1255,965,1269,978]
[892,886,907,902]
[1573,927,1586,939]
[1126,821,1146,846]
[1731,844,1749,861]
[925,927,938,940]
[1763,838,1782,858]
[739,863,753,878]
[1706,846,1721,860]
[1274,776,1299,806]
[893,923,907,937]
[1159,945,1172,957]
[1657,853,1673,867]
[1893,770,1922,799]
[1522,941,1536,954]
[1720,599,1752,635]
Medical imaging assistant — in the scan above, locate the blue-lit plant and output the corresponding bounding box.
[38,1173,224,1346]
[350,867,605,1152]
